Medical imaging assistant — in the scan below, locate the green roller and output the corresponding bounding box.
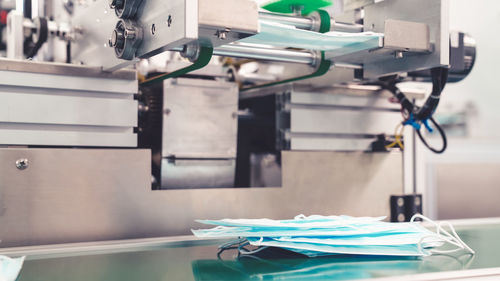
[262,0,332,15]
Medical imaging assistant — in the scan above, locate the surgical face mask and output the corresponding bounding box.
[193,214,475,257]
[0,256,25,281]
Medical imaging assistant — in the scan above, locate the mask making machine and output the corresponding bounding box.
[0,0,483,274]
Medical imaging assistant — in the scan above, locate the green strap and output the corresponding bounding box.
[140,46,214,86]
[240,52,331,92]
[317,9,331,33]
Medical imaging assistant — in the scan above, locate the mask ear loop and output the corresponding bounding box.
[412,215,471,254]
[411,214,475,255]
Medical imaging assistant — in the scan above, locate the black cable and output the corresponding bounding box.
[416,68,449,121]
[369,67,450,154]
[416,117,448,154]
[27,18,48,59]
[66,41,71,63]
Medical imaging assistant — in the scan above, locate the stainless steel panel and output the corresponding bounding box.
[0,58,136,80]
[0,125,136,147]
[0,148,403,247]
[384,19,431,52]
[162,78,238,159]
[290,107,400,135]
[0,60,138,147]
[198,0,258,47]
[343,0,377,11]
[0,70,137,94]
[330,0,449,79]
[281,90,403,151]
[290,91,400,110]
[161,159,235,189]
[362,0,449,77]
[0,93,137,127]
[289,135,378,151]
[72,0,199,71]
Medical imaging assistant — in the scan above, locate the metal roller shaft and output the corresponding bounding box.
[258,11,363,33]
[172,43,364,69]
[171,44,316,65]
[214,44,315,65]
[258,12,315,30]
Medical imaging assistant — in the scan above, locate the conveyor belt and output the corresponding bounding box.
[2,219,500,281]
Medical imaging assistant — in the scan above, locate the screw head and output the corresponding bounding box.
[167,15,172,27]
[397,198,405,207]
[397,213,406,222]
[395,51,404,59]
[151,24,156,35]
[16,159,29,170]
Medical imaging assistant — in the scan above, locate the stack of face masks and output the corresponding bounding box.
[192,214,474,257]
[0,255,25,281]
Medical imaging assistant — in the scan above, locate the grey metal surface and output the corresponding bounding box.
[72,0,198,71]
[330,0,449,79]
[343,0,377,12]
[279,90,402,151]
[384,19,431,52]
[162,78,238,159]
[198,0,258,47]
[161,78,238,189]
[161,159,236,189]
[0,61,138,147]
[0,148,403,247]
[72,0,258,71]
[0,58,136,80]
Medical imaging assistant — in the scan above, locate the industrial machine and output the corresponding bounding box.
[2,0,495,280]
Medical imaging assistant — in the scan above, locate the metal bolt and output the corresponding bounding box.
[109,29,125,48]
[415,196,421,206]
[216,28,231,40]
[398,213,406,222]
[151,24,156,35]
[16,159,29,170]
[397,198,405,207]
[167,15,172,27]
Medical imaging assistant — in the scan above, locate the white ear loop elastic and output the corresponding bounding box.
[411,214,475,255]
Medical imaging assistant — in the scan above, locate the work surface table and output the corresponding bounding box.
[2,218,500,281]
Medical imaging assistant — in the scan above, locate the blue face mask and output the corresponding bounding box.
[0,256,25,281]
[192,214,474,257]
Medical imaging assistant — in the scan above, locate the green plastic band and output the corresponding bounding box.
[317,9,331,33]
[240,51,332,92]
[141,46,214,86]
[262,0,332,15]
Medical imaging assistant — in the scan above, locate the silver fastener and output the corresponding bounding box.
[16,158,29,170]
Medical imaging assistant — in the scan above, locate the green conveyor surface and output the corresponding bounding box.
[12,222,500,280]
